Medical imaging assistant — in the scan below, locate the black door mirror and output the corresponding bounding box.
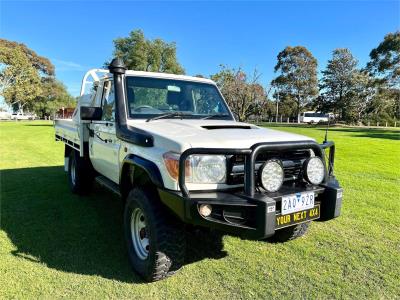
[80,106,102,121]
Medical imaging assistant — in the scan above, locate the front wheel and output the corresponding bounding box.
[269,222,311,243]
[124,188,185,282]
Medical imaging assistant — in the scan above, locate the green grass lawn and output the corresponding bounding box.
[1,121,399,299]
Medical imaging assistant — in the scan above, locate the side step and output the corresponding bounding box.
[95,176,121,196]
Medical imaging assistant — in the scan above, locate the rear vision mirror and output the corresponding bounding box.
[80,106,103,121]
[167,85,181,92]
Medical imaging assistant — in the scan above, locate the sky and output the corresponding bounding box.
[1,0,399,97]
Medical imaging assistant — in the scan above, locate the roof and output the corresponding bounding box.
[92,69,215,85]
[124,70,215,84]
[81,68,216,96]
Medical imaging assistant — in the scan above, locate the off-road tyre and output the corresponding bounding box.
[68,149,93,195]
[124,187,185,282]
[270,221,311,243]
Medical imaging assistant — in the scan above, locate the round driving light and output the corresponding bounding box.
[259,159,284,192]
[199,204,212,217]
[305,157,325,185]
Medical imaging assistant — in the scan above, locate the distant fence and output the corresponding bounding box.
[250,117,398,128]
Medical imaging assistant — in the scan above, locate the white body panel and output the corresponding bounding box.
[128,119,312,152]
[11,113,35,120]
[54,119,80,147]
[89,122,121,183]
[300,112,329,123]
[300,116,329,123]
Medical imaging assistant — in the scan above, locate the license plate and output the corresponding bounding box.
[276,204,320,229]
[281,191,315,215]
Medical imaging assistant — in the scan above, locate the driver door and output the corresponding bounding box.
[90,80,120,183]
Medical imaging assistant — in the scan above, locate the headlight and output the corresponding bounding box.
[188,155,226,184]
[304,157,325,185]
[163,152,226,184]
[259,159,284,192]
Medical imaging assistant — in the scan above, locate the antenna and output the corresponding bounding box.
[324,114,330,143]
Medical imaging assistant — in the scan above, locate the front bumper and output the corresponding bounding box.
[158,140,343,240]
[158,178,342,240]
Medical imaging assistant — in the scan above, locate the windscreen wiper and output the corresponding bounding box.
[146,112,194,122]
[201,113,230,120]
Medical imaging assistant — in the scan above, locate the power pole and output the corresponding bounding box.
[275,91,279,123]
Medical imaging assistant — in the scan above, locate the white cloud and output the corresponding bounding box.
[53,58,85,72]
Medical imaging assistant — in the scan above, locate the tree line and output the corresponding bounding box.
[1,30,398,124]
[0,39,75,119]
[112,30,399,125]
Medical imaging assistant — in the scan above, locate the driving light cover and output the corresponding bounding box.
[259,159,284,192]
[187,155,226,184]
[305,157,325,185]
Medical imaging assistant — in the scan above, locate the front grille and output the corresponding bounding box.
[227,150,311,186]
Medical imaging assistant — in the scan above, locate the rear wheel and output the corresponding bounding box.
[68,149,93,194]
[124,188,185,282]
[270,222,311,242]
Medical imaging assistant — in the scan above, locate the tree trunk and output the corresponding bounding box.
[296,96,301,123]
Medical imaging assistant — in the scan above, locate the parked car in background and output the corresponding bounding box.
[11,112,36,120]
[0,111,11,120]
[300,111,330,124]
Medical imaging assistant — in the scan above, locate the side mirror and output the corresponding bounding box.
[80,106,102,121]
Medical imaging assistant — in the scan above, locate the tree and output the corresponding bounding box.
[366,32,400,123]
[32,78,75,119]
[211,66,266,121]
[367,31,400,88]
[348,70,375,123]
[0,39,73,117]
[0,39,54,76]
[0,44,42,111]
[364,86,399,123]
[272,46,318,122]
[318,48,359,120]
[274,92,298,120]
[112,30,184,74]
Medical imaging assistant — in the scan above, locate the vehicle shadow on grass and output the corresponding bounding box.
[0,166,227,284]
[317,128,400,141]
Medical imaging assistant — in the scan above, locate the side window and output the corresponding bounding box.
[101,81,115,121]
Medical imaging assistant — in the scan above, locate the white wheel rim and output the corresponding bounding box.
[131,208,149,260]
[71,159,76,185]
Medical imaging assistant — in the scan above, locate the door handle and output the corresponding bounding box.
[94,132,108,143]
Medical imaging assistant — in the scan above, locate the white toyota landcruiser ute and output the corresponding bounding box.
[54,58,342,282]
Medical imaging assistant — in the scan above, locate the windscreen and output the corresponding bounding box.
[125,76,232,120]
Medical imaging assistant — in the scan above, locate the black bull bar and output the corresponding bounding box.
[178,140,335,198]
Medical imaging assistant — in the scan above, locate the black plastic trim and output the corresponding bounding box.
[320,141,335,176]
[108,58,154,147]
[80,106,102,121]
[121,154,164,188]
[157,182,341,240]
[157,188,275,239]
